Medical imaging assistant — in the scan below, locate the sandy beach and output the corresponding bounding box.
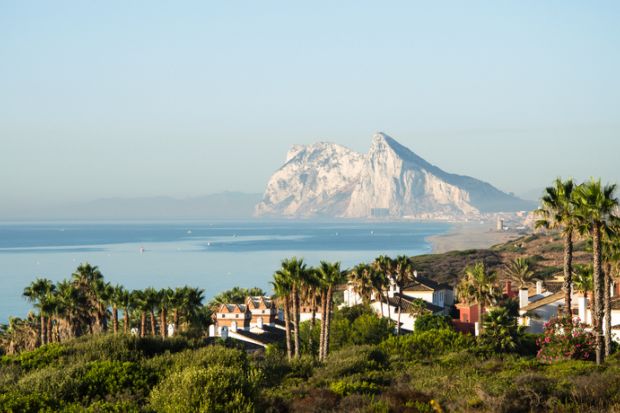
[427,221,524,253]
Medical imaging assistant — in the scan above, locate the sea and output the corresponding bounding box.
[0,220,450,322]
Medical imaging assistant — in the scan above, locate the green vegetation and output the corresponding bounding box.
[3,310,620,412]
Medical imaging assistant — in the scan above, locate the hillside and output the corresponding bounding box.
[411,232,590,288]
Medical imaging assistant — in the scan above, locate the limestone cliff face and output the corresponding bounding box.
[254,142,365,218]
[255,132,533,218]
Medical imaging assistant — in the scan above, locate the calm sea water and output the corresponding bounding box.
[0,220,450,321]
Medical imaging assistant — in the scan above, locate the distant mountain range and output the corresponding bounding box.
[255,132,535,219]
[6,192,263,221]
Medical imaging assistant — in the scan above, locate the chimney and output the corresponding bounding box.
[413,270,418,278]
[536,281,543,295]
[519,288,529,309]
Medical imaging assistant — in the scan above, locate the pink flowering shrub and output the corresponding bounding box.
[536,316,595,363]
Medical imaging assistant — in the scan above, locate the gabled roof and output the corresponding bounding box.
[245,296,274,310]
[521,291,564,312]
[403,275,450,292]
[383,293,444,314]
[218,303,248,313]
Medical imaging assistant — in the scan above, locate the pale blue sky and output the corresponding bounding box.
[1,1,619,211]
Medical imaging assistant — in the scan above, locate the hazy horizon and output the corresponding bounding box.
[3,2,620,214]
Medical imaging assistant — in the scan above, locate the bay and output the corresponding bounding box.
[0,220,450,321]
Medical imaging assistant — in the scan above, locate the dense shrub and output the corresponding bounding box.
[381,329,474,361]
[350,314,393,345]
[414,314,452,332]
[149,363,261,413]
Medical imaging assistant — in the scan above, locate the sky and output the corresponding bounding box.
[1,1,619,212]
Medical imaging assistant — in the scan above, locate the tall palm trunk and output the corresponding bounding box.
[112,305,119,335]
[478,302,484,334]
[160,307,167,339]
[564,231,574,316]
[309,291,316,354]
[593,224,605,364]
[123,307,129,334]
[378,292,385,317]
[173,308,180,336]
[283,296,292,361]
[319,290,328,361]
[140,311,146,337]
[47,317,53,343]
[605,263,612,357]
[386,290,391,321]
[292,286,300,358]
[396,292,403,336]
[324,286,334,360]
[40,314,46,346]
[149,310,157,336]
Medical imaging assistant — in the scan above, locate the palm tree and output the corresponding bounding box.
[144,288,160,336]
[159,288,173,338]
[55,279,85,339]
[23,278,56,346]
[574,179,619,364]
[393,255,414,336]
[602,230,620,357]
[71,263,105,333]
[110,285,128,335]
[535,178,577,316]
[348,263,374,306]
[373,255,394,320]
[316,261,345,361]
[457,262,498,334]
[271,272,293,360]
[300,267,320,353]
[504,257,537,289]
[181,287,205,333]
[117,286,131,335]
[277,257,308,358]
[130,289,148,337]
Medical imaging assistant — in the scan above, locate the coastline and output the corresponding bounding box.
[427,221,523,254]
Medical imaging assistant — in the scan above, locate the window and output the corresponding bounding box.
[221,314,225,318]
[235,314,239,319]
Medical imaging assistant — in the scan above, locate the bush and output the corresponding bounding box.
[149,364,260,413]
[315,345,389,381]
[414,314,452,332]
[381,329,474,361]
[536,316,595,363]
[350,314,393,345]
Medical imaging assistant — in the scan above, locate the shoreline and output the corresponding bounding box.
[427,221,525,254]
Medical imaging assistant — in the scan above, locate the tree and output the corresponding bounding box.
[373,255,394,320]
[271,272,293,360]
[602,230,620,357]
[159,288,173,338]
[348,263,374,306]
[143,288,160,336]
[276,257,308,358]
[536,178,578,316]
[574,179,619,364]
[23,278,56,346]
[479,307,524,353]
[316,261,346,361]
[71,263,110,334]
[393,255,414,336]
[130,290,148,337]
[504,257,537,288]
[457,262,498,333]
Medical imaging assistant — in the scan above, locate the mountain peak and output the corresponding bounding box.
[256,132,534,218]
